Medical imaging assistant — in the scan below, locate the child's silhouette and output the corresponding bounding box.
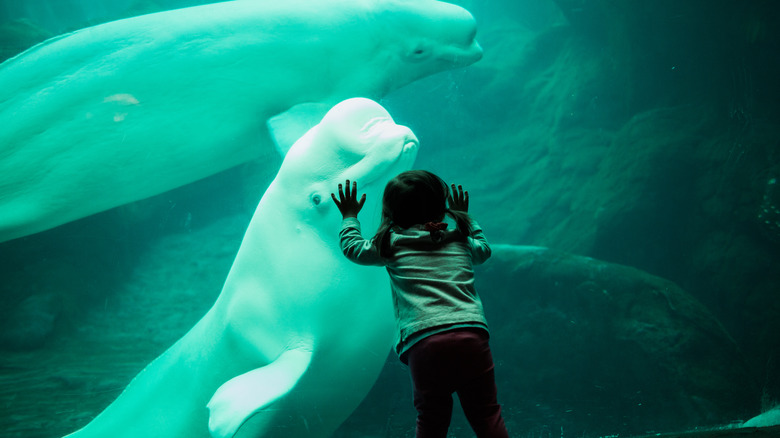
[332,170,509,438]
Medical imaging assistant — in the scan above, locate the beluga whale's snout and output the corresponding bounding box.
[369,0,483,88]
[440,2,483,66]
[428,0,482,65]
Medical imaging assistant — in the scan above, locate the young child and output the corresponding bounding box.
[331,170,509,438]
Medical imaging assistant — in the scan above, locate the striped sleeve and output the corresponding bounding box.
[339,217,386,266]
[467,220,491,265]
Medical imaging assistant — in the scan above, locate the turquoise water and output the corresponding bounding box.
[1,0,779,437]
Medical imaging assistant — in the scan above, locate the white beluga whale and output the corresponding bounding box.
[0,0,481,243]
[63,97,418,438]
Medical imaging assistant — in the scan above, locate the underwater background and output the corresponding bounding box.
[1,0,779,437]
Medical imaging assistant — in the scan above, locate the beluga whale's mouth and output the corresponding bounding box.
[447,10,483,66]
[344,134,418,194]
[405,0,483,68]
[403,140,417,154]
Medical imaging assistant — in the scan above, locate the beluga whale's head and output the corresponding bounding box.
[272,97,419,233]
[325,0,483,99]
[389,0,483,69]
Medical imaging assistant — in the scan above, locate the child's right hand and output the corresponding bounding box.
[331,179,366,219]
[448,184,469,212]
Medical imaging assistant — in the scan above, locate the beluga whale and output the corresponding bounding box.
[0,0,481,243]
[63,97,418,438]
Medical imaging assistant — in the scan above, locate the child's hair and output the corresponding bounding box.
[373,170,473,258]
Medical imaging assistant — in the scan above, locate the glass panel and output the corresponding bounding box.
[1,1,778,437]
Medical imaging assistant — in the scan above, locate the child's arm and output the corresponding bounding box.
[332,180,385,266]
[450,183,491,265]
[339,218,385,266]
[467,223,492,265]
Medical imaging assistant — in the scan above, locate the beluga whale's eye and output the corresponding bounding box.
[407,44,430,61]
[311,193,322,206]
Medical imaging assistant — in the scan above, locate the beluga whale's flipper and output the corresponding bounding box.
[208,346,313,438]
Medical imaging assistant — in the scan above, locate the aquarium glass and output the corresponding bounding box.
[1,0,779,437]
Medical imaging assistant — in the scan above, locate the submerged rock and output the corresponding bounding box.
[476,245,758,435]
[0,293,61,351]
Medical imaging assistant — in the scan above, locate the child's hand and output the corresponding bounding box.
[448,184,469,212]
[331,179,366,219]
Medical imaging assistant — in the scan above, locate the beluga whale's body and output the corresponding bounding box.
[0,0,481,243]
[64,98,418,438]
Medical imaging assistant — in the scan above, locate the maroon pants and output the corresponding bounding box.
[406,328,509,438]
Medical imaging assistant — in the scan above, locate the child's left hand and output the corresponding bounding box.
[331,179,366,219]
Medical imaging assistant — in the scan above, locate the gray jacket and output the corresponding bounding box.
[338,217,491,356]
